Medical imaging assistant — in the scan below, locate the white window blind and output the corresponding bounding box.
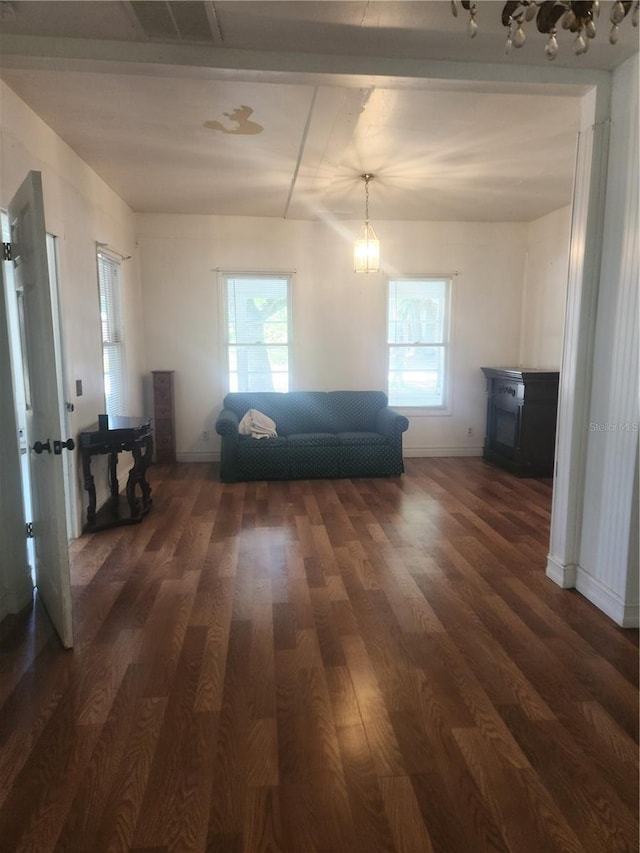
[388,277,451,408]
[224,275,290,392]
[97,252,125,416]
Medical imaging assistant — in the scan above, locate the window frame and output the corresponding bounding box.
[220,272,293,394]
[96,250,126,417]
[386,275,453,412]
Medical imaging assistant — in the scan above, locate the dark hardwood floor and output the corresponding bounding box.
[0,458,638,853]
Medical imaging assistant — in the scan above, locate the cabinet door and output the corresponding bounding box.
[488,379,523,456]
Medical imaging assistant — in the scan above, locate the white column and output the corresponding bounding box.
[548,57,639,628]
[546,86,611,589]
[576,56,639,627]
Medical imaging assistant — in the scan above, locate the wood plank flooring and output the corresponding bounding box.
[0,457,637,853]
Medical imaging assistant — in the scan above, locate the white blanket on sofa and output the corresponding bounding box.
[238,408,277,439]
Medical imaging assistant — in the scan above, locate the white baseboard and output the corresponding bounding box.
[547,554,639,627]
[176,451,218,463]
[546,554,577,588]
[575,566,639,628]
[404,446,484,457]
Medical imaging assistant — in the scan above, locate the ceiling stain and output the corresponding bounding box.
[204,105,263,135]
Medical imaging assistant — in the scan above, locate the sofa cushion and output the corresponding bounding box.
[287,432,340,446]
[223,392,336,435]
[327,391,389,431]
[337,431,388,446]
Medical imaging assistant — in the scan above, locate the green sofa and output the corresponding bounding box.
[215,391,409,483]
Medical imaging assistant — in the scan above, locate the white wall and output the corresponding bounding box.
[519,206,572,368]
[138,214,533,460]
[0,81,144,533]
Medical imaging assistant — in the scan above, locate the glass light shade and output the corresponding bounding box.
[354,221,380,273]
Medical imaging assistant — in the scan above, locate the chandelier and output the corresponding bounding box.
[354,174,380,273]
[451,1,639,60]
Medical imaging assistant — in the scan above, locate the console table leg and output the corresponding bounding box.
[126,434,154,518]
[126,445,141,519]
[81,450,97,527]
[139,434,153,509]
[109,452,119,500]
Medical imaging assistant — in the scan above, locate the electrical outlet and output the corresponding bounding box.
[202,430,210,441]
[467,427,473,436]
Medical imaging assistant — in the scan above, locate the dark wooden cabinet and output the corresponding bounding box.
[481,367,559,478]
[152,370,176,464]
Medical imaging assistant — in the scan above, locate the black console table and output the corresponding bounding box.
[79,416,153,531]
[481,367,559,478]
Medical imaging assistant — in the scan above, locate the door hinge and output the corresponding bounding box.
[2,242,12,262]
[25,522,34,539]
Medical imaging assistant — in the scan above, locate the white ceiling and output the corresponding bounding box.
[0,1,637,222]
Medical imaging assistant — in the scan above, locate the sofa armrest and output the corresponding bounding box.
[216,408,240,437]
[376,407,409,437]
[216,408,241,483]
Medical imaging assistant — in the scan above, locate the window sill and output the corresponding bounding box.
[393,405,451,417]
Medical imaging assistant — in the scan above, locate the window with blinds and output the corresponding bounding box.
[223,274,291,392]
[388,277,451,408]
[97,252,125,416]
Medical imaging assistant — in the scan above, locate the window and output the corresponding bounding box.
[223,274,291,392]
[388,277,451,408]
[97,252,125,416]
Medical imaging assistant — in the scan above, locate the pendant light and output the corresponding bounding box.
[354,173,380,273]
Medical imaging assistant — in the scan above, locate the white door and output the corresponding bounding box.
[8,171,73,648]
[0,248,32,620]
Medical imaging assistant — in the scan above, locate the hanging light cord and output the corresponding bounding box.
[365,174,370,223]
[363,173,372,223]
[354,172,379,273]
